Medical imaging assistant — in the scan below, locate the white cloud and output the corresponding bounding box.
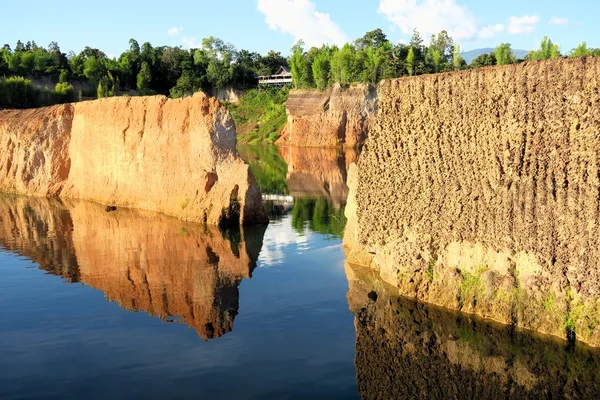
[549,17,569,26]
[378,0,478,41]
[168,26,183,36]
[181,36,199,49]
[478,24,504,39]
[258,217,310,267]
[507,15,539,34]
[257,0,349,48]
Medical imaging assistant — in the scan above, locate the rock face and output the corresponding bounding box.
[346,263,600,399]
[0,94,267,226]
[344,57,600,346]
[280,83,377,147]
[0,196,266,339]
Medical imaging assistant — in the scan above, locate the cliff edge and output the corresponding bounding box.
[0,93,267,226]
[344,56,600,346]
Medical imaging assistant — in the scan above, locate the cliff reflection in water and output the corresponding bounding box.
[0,196,265,339]
[346,263,600,399]
[238,144,353,238]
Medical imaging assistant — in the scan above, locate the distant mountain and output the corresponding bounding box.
[462,48,529,64]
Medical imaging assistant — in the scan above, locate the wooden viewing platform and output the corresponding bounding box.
[258,66,292,88]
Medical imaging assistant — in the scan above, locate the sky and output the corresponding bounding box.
[1,0,598,57]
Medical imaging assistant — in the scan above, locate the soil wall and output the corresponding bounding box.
[0,94,267,226]
[281,83,376,147]
[344,57,600,345]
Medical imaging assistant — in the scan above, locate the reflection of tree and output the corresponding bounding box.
[238,144,288,194]
[291,197,346,237]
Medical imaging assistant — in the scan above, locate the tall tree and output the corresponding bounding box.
[495,43,515,65]
[137,61,152,93]
[452,44,464,70]
[406,47,415,76]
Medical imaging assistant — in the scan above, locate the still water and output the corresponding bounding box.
[1,145,600,399]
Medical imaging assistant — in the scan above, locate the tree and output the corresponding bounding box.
[202,36,235,88]
[311,50,331,90]
[59,69,69,83]
[406,47,415,76]
[97,81,106,98]
[428,47,442,72]
[529,36,561,60]
[258,50,288,75]
[495,43,515,65]
[452,44,464,70]
[470,53,496,68]
[355,28,389,49]
[289,41,313,89]
[430,30,454,63]
[83,56,107,87]
[331,43,359,84]
[137,61,152,92]
[570,42,593,57]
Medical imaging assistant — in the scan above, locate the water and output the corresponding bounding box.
[1,145,600,399]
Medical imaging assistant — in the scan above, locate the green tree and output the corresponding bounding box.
[570,42,593,57]
[428,47,442,72]
[406,47,415,76]
[83,56,107,87]
[289,40,313,88]
[470,53,496,68]
[355,28,389,49]
[452,44,464,70]
[311,50,331,90]
[529,36,561,60]
[430,30,454,63]
[136,61,152,93]
[495,43,516,65]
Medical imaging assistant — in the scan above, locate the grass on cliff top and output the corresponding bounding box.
[227,88,288,144]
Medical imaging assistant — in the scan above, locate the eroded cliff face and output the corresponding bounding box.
[344,57,600,345]
[280,83,376,147]
[0,196,266,339]
[0,94,267,226]
[346,263,600,399]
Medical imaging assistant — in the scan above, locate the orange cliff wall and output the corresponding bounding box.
[344,57,600,346]
[0,93,267,226]
[280,83,377,148]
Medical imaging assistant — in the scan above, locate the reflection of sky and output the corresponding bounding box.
[258,215,311,267]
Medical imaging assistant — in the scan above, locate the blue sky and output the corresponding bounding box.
[1,0,598,57]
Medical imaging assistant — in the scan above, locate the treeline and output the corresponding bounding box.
[0,76,76,109]
[0,38,287,108]
[2,32,599,109]
[289,29,600,90]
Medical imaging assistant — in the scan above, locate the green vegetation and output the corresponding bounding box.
[1,33,599,110]
[228,88,288,144]
[237,145,288,194]
[427,254,438,282]
[0,76,75,108]
[291,197,347,238]
[458,266,489,308]
[0,38,287,108]
[288,30,600,90]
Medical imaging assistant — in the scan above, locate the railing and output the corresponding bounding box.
[258,75,293,85]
